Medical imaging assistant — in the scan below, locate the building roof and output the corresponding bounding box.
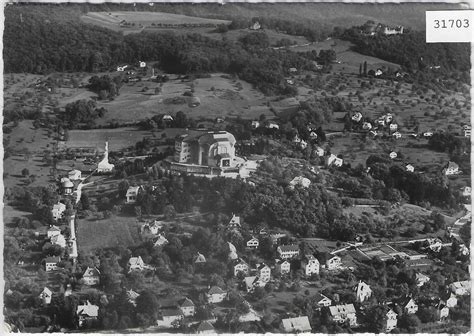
[244,276,257,289]
[314,293,331,303]
[447,161,459,170]
[281,316,312,332]
[196,321,215,332]
[179,297,194,308]
[194,252,207,263]
[329,304,356,317]
[126,289,140,301]
[40,287,52,296]
[161,308,183,317]
[83,267,100,277]
[77,301,99,317]
[126,186,141,196]
[48,225,61,232]
[62,179,74,188]
[129,256,144,267]
[45,256,61,263]
[278,244,299,252]
[208,286,226,295]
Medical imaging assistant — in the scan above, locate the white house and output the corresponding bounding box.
[196,321,216,334]
[194,252,207,263]
[51,233,67,248]
[178,297,195,317]
[319,254,342,271]
[128,256,145,272]
[398,296,418,314]
[393,131,402,139]
[39,287,53,305]
[461,186,471,198]
[76,301,99,328]
[251,120,260,129]
[47,225,61,238]
[256,263,271,283]
[82,267,101,286]
[314,146,325,157]
[355,280,372,303]
[326,154,343,167]
[275,259,291,275]
[233,259,250,276]
[329,304,357,327]
[126,289,140,306]
[68,169,82,181]
[139,61,146,68]
[45,256,61,272]
[375,69,383,77]
[406,164,415,172]
[281,316,312,333]
[386,308,398,332]
[314,293,332,308]
[289,176,311,189]
[301,254,320,276]
[441,292,458,308]
[246,237,259,249]
[449,280,470,296]
[389,123,398,132]
[126,186,141,204]
[51,202,66,221]
[351,112,363,123]
[436,303,449,321]
[389,151,397,159]
[423,131,433,137]
[444,161,460,176]
[415,273,430,287]
[157,309,184,328]
[153,234,169,248]
[362,122,372,130]
[228,214,241,229]
[266,122,279,130]
[206,286,227,304]
[277,244,300,259]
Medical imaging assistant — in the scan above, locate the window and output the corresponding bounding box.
[222,159,230,167]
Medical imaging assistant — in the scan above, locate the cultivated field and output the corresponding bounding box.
[81,11,231,34]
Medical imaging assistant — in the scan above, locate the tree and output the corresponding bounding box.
[363,61,367,77]
[136,290,159,320]
[163,205,177,220]
[398,314,421,332]
[363,306,388,333]
[21,168,30,177]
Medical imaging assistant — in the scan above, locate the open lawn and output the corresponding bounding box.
[77,215,141,253]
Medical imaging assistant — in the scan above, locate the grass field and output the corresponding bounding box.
[77,215,141,253]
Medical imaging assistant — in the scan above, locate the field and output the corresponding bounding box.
[81,11,231,34]
[77,215,141,253]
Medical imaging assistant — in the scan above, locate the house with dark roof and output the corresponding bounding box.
[82,267,100,286]
[395,296,418,314]
[157,308,184,328]
[206,286,227,304]
[277,244,300,259]
[444,161,460,175]
[328,304,357,327]
[178,297,195,317]
[196,321,216,334]
[314,293,332,309]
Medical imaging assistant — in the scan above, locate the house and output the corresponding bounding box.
[389,151,397,159]
[444,161,460,176]
[39,287,52,305]
[461,186,471,198]
[125,186,141,204]
[301,254,320,276]
[415,272,430,287]
[97,142,115,173]
[233,259,250,276]
[76,301,99,328]
[68,169,82,181]
[153,234,169,248]
[351,112,363,122]
[196,321,216,334]
[206,286,227,304]
[314,146,325,157]
[318,253,342,271]
[126,289,140,306]
[449,280,470,296]
[385,308,398,332]
[355,280,372,303]
[266,122,279,129]
[128,256,145,272]
[436,303,449,321]
[117,65,128,71]
[309,131,318,140]
[51,234,67,248]
[249,21,261,30]
[157,308,184,328]
[383,25,404,35]
[362,122,372,130]
[256,263,271,283]
[328,304,357,327]
[440,291,458,308]
[228,214,241,229]
[246,237,259,249]
[397,296,418,314]
[141,221,162,236]
[423,131,433,137]
[289,176,311,189]
[427,238,443,252]
[326,154,343,167]
[375,69,383,77]
[51,202,66,221]
[275,259,291,275]
[281,316,312,333]
[47,225,61,238]
[251,120,260,129]
[139,61,146,68]
[178,297,195,317]
[314,293,332,308]
[277,244,300,259]
[82,267,100,286]
[406,164,415,172]
[62,179,74,195]
[194,252,206,263]
[244,276,267,292]
[393,131,402,139]
[228,242,239,261]
[463,125,471,137]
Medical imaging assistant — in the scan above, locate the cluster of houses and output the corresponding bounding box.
[362,21,404,36]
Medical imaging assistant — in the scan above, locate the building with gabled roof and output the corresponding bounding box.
[126,289,140,306]
[76,301,99,328]
[153,234,169,248]
[51,202,66,221]
[233,259,249,276]
[289,176,311,189]
[277,244,300,259]
[178,297,195,317]
[415,272,430,287]
[302,254,320,276]
[206,286,227,304]
[355,280,372,303]
[314,293,332,308]
[125,186,141,204]
[328,304,357,327]
[194,252,206,263]
[196,321,216,334]
[82,267,100,286]
[444,161,460,175]
[281,316,312,333]
[39,287,53,305]
[246,237,259,249]
[47,225,61,238]
[256,263,271,283]
[275,259,291,275]
[157,308,184,328]
[128,256,145,272]
[385,308,398,332]
[396,296,418,314]
[449,280,470,296]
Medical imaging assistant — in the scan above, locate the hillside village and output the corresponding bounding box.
[3,3,471,334]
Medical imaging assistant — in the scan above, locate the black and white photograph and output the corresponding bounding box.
[2,1,472,334]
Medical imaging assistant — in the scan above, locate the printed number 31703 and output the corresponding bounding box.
[433,19,469,29]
